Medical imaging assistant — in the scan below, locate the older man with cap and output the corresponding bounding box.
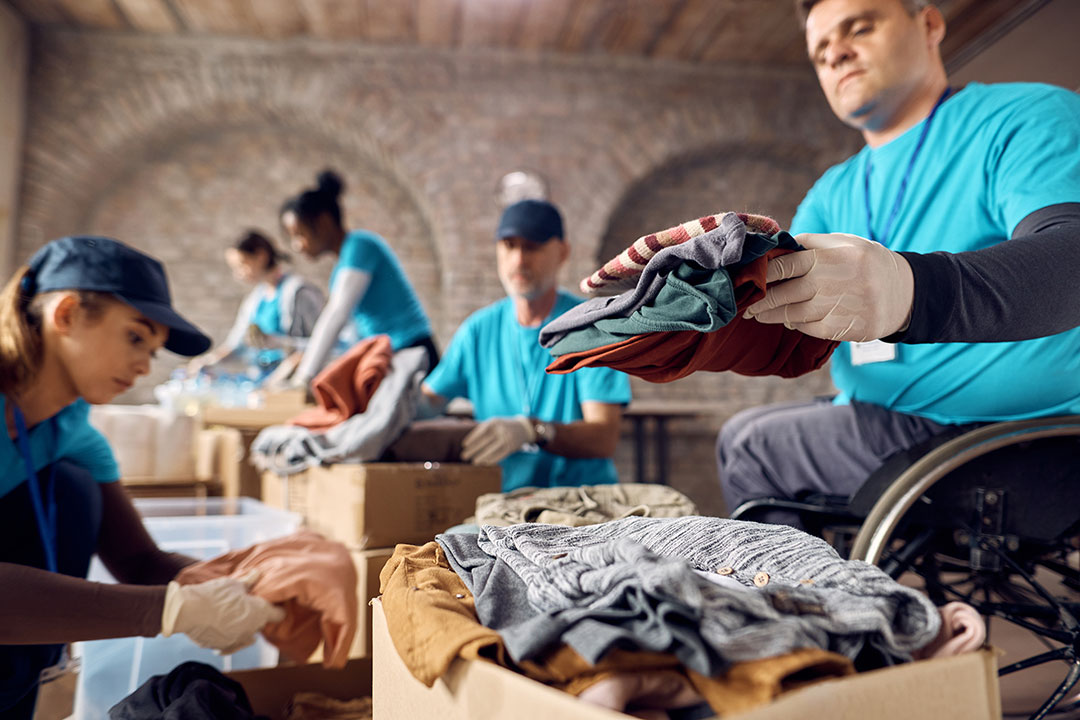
[422,199,632,492]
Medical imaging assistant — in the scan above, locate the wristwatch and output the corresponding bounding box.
[531,420,556,448]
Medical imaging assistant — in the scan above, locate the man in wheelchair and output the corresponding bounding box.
[715,0,1080,716]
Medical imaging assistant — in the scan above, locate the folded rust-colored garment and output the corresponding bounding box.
[176,530,358,669]
[379,541,853,717]
[549,249,838,381]
[289,335,394,431]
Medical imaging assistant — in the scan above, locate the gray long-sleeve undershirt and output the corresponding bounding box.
[890,203,1080,344]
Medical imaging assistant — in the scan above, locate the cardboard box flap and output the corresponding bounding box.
[371,598,1002,720]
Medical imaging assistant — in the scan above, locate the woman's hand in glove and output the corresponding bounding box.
[161,572,285,654]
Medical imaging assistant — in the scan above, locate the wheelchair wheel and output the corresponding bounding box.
[850,416,1080,720]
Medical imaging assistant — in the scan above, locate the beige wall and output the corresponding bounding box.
[14,32,860,512]
[951,0,1080,90]
[0,3,28,281]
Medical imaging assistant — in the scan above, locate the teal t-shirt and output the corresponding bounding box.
[0,394,119,499]
[252,291,284,336]
[792,82,1080,423]
[425,290,632,491]
[333,230,432,350]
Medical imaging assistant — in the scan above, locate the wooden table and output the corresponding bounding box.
[623,400,721,485]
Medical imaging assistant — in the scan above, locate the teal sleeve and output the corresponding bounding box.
[988,87,1080,235]
[576,366,632,406]
[424,321,471,401]
[337,231,380,274]
[64,402,121,483]
[790,183,831,235]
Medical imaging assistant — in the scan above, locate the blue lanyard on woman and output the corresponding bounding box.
[864,86,953,245]
[12,405,58,574]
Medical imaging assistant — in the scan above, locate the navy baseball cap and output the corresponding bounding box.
[24,236,212,357]
[496,199,564,245]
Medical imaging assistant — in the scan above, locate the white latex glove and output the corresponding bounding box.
[461,416,536,466]
[742,232,915,342]
[161,572,285,654]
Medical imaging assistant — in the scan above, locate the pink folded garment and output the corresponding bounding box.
[176,530,358,668]
[577,670,706,718]
[913,601,986,659]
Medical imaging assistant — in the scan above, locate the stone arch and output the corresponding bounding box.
[16,88,445,400]
[596,140,823,268]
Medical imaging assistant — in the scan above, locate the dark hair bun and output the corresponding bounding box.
[316,170,345,198]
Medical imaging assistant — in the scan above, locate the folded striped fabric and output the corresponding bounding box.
[581,212,781,295]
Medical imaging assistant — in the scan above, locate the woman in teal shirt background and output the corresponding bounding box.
[279,170,438,385]
[188,230,324,379]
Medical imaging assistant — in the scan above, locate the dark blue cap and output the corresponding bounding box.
[496,199,564,245]
[24,236,212,357]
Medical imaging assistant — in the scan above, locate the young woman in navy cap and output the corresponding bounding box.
[0,236,284,718]
[279,169,439,386]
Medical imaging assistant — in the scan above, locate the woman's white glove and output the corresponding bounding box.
[742,232,915,342]
[161,572,285,654]
[461,416,537,465]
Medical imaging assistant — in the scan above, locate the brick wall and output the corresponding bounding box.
[16,30,859,511]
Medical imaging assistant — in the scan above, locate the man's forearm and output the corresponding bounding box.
[890,203,1080,344]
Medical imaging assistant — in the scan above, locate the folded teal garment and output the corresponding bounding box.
[549,263,734,355]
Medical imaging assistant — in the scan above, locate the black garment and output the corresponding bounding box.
[108,661,264,720]
[0,461,102,719]
[890,202,1080,343]
[405,334,440,377]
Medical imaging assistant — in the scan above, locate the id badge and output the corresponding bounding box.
[850,340,897,366]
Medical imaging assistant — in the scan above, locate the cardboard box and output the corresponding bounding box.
[261,388,309,411]
[305,463,502,548]
[261,469,312,517]
[202,404,307,429]
[350,548,395,658]
[197,427,244,497]
[371,599,1002,720]
[229,657,371,720]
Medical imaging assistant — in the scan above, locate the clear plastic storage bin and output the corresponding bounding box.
[73,497,301,719]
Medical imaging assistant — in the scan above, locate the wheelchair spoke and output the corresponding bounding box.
[970,538,1077,624]
[999,647,1072,676]
[880,527,937,578]
[1028,658,1080,720]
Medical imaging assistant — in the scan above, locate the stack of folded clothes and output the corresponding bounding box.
[541,212,839,382]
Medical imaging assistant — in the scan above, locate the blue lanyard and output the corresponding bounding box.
[864,87,952,245]
[12,405,58,574]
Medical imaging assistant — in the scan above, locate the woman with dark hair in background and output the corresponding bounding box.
[187,230,324,378]
[279,170,438,385]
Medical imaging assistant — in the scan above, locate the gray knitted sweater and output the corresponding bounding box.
[474,516,940,669]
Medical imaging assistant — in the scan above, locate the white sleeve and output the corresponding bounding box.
[293,268,371,383]
[222,286,263,352]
